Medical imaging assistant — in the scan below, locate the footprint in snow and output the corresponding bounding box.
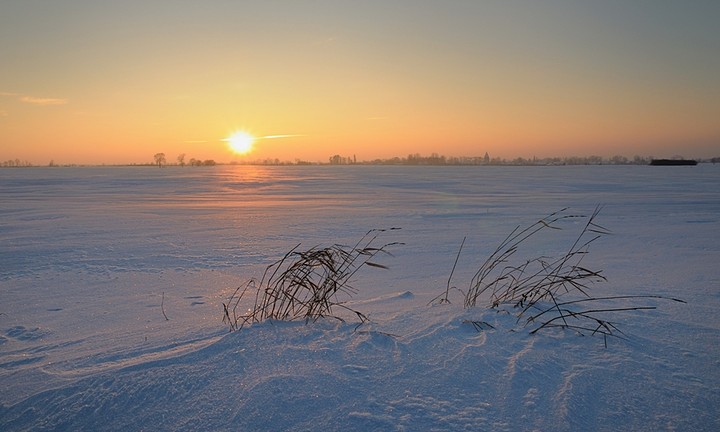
[342,364,370,375]
[4,326,49,341]
[185,295,205,306]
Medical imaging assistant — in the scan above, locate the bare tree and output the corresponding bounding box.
[177,153,186,167]
[154,153,166,168]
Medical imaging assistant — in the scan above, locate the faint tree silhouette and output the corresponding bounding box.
[154,153,166,168]
[177,153,186,167]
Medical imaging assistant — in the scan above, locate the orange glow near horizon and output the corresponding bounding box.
[1,2,719,165]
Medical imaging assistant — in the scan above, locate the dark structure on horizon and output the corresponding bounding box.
[650,159,698,166]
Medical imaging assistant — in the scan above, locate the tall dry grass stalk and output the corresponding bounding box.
[464,207,609,309]
[457,207,684,342]
[223,229,401,331]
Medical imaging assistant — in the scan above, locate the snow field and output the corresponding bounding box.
[1,165,719,430]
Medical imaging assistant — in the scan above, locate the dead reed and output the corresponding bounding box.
[464,207,609,309]
[222,208,684,343]
[223,228,401,331]
[440,207,684,342]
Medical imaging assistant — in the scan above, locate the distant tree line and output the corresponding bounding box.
[151,153,216,167]
[320,153,719,166]
[329,154,357,165]
[3,153,720,168]
[188,158,217,166]
[2,159,33,167]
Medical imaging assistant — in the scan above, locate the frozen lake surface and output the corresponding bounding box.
[1,165,719,431]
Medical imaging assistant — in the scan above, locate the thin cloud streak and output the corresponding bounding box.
[1,91,68,106]
[216,135,303,143]
[259,134,305,139]
[20,96,68,106]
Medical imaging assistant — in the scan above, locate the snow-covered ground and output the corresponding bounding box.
[1,165,719,431]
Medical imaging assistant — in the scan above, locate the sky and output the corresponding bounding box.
[1,0,719,165]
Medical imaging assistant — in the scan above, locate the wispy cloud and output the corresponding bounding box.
[259,134,305,139]
[211,134,305,143]
[1,91,68,106]
[313,36,337,46]
[19,96,68,106]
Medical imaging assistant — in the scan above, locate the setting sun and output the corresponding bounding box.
[225,131,255,155]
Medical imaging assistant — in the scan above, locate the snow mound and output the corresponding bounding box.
[2,302,717,431]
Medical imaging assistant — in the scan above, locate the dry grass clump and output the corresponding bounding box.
[223,208,683,344]
[463,207,608,310]
[434,207,684,344]
[223,229,401,331]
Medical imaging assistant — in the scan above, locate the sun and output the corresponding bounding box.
[225,131,255,155]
